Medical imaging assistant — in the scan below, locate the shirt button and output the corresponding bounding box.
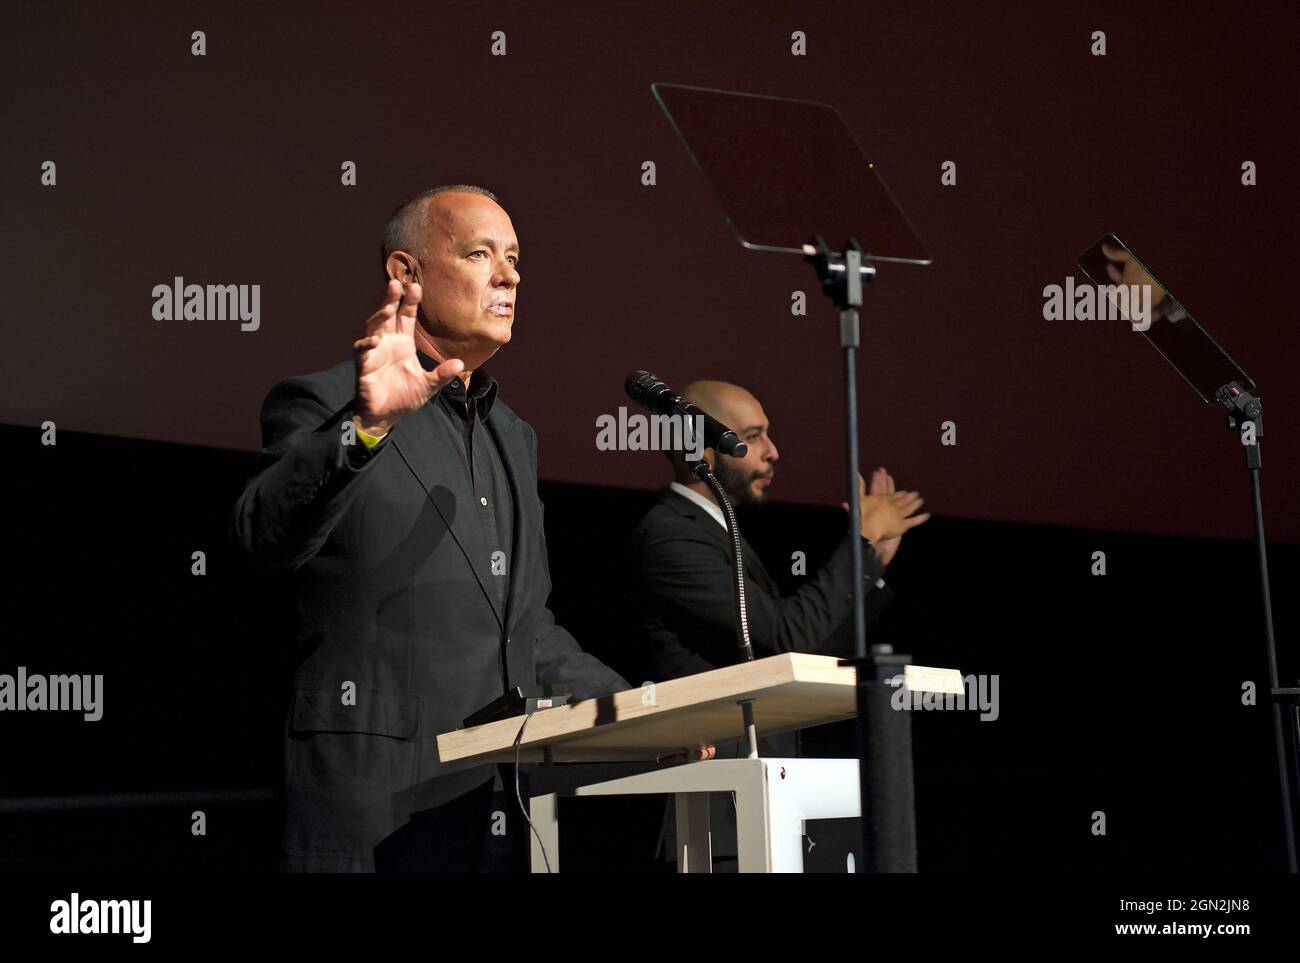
[451,379,461,388]
[480,497,488,506]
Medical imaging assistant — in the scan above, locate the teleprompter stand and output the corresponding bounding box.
[1078,235,1298,873]
[1218,382,1298,873]
[805,235,918,871]
[651,82,933,870]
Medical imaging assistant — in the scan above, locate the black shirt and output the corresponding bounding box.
[348,348,514,609]
[434,359,513,609]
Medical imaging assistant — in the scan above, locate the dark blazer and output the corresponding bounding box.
[624,487,894,864]
[624,488,894,681]
[231,357,627,872]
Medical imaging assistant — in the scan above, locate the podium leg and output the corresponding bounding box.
[529,793,559,873]
[734,773,773,873]
[765,758,862,872]
[674,792,712,873]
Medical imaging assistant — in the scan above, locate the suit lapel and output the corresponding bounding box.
[391,399,506,629]
[663,490,776,590]
[485,405,528,632]
[739,533,777,593]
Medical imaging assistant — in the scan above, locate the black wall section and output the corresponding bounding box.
[1,425,1294,872]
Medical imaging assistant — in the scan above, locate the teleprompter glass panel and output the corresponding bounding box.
[652,82,930,264]
[1077,234,1253,403]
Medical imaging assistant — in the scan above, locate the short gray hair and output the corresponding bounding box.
[380,184,500,277]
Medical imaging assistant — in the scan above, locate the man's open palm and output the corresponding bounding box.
[353,280,464,435]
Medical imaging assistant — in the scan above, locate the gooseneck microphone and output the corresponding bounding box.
[625,370,759,755]
[623,370,748,458]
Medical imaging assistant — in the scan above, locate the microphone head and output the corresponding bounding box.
[625,370,674,412]
[624,370,655,400]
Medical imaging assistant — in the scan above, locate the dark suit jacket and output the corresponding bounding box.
[231,358,627,872]
[624,488,894,681]
[624,488,894,863]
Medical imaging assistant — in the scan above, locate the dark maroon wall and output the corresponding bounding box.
[5,1,1297,541]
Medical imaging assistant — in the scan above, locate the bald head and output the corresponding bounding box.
[672,380,779,504]
[681,381,760,433]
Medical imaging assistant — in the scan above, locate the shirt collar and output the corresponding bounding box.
[417,348,499,420]
[669,482,728,532]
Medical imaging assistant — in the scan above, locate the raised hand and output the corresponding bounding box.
[867,467,904,565]
[843,471,930,548]
[353,280,464,437]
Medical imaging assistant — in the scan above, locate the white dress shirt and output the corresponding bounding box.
[669,481,728,531]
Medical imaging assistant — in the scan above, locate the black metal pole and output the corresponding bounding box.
[1245,431,1298,872]
[805,238,918,872]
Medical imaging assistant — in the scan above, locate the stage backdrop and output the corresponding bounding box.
[4,1,1297,541]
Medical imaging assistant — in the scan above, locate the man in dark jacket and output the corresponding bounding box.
[625,379,927,682]
[622,380,927,869]
[231,185,627,872]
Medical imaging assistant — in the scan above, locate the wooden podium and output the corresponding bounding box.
[437,653,957,872]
